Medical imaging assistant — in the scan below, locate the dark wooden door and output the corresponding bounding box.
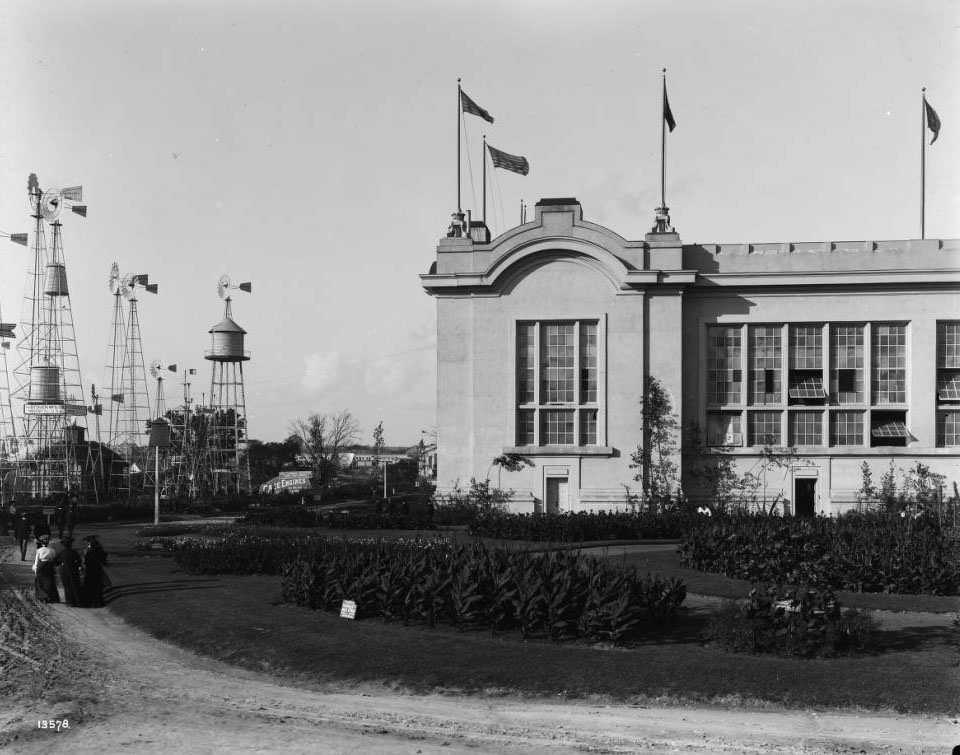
[794,478,817,517]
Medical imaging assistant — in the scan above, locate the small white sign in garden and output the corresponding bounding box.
[340,600,357,620]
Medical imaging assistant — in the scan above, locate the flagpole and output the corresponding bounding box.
[457,78,462,215]
[921,87,926,240]
[660,68,667,210]
[482,135,487,225]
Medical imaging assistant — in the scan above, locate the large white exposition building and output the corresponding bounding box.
[422,199,960,515]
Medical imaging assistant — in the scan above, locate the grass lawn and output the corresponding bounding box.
[91,523,960,714]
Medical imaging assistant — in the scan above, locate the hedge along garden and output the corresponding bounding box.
[679,511,960,595]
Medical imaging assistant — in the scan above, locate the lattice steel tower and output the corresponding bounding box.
[204,275,252,496]
[14,174,90,501]
[105,266,157,497]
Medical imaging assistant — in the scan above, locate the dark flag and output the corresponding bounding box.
[488,145,529,175]
[663,84,676,132]
[924,97,941,144]
[461,90,494,123]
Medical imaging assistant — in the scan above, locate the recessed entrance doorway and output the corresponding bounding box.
[545,477,569,514]
[794,477,817,518]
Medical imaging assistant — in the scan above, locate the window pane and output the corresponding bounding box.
[790,325,822,369]
[749,325,781,405]
[517,409,535,445]
[790,411,822,445]
[541,323,575,403]
[707,326,742,404]
[830,410,863,446]
[830,325,864,403]
[707,412,742,446]
[517,323,536,404]
[541,409,574,445]
[579,322,598,403]
[748,411,781,445]
[580,409,597,445]
[871,324,906,404]
[938,411,960,447]
[937,322,960,368]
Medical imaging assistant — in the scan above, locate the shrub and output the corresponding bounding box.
[705,583,878,657]
[680,511,960,595]
[468,510,695,542]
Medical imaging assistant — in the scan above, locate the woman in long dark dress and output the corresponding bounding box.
[32,537,59,603]
[82,536,109,608]
[57,538,84,606]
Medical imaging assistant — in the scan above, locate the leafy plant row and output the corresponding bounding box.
[467,510,695,542]
[705,583,877,657]
[680,512,960,595]
[279,539,687,643]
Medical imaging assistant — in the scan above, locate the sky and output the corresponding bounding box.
[0,0,957,445]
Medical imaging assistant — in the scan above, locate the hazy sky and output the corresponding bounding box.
[0,0,957,445]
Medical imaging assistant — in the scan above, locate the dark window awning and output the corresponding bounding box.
[789,376,826,399]
[871,421,909,438]
[937,375,960,401]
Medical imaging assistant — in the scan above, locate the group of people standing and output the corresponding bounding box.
[32,533,110,607]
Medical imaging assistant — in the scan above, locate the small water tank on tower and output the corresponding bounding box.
[44,263,69,296]
[29,365,62,403]
[206,314,249,361]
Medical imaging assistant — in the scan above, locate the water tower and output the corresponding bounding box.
[203,275,252,495]
[14,174,91,501]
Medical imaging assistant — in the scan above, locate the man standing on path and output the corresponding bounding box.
[14,511,31,561]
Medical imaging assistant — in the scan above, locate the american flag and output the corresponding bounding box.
[924,97,941,144]
[460,90,494,123]
[663,84,676,132]
[488,145,529,176]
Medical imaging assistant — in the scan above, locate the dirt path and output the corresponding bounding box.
[1,541,958,753]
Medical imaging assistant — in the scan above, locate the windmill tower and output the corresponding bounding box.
[105,268,157,498]
[0,226,27,499]
[149,359,177,496]
[168,366,199,499]
[14,174,91,501]
[204,274,252,496]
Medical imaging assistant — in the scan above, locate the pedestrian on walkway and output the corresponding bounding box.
[57,537,84,606]
[14,511,31,561]
[82,535,109,608]
[65,499,78,539]
[53,498,67,539]
[32,536,59,603]
[33,511,51,542]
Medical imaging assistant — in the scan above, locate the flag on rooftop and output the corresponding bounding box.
[488,144,529,176]
[924,96,941,144]
[663,83,676,132]
[461,89,494,123]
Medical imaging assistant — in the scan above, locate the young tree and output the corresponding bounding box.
[488,452,532,489]
[372,421,385,463]
[630,376,680,510]
[289,410,360,485]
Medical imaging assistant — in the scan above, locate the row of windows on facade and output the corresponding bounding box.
[706,408,959,448]
[706,321,958,448]
[513,320,960,449]
[705,322,943,406]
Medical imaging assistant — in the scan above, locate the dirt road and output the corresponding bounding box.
[1,543,957,754]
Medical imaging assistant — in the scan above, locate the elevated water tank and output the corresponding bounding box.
[29,365,61,403]
[44,263,69,297]
[206,315,249,361]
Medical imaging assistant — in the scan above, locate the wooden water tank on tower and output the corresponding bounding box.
[44,263,69,296]
[206,315,249,361]
[29,365,61,403]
